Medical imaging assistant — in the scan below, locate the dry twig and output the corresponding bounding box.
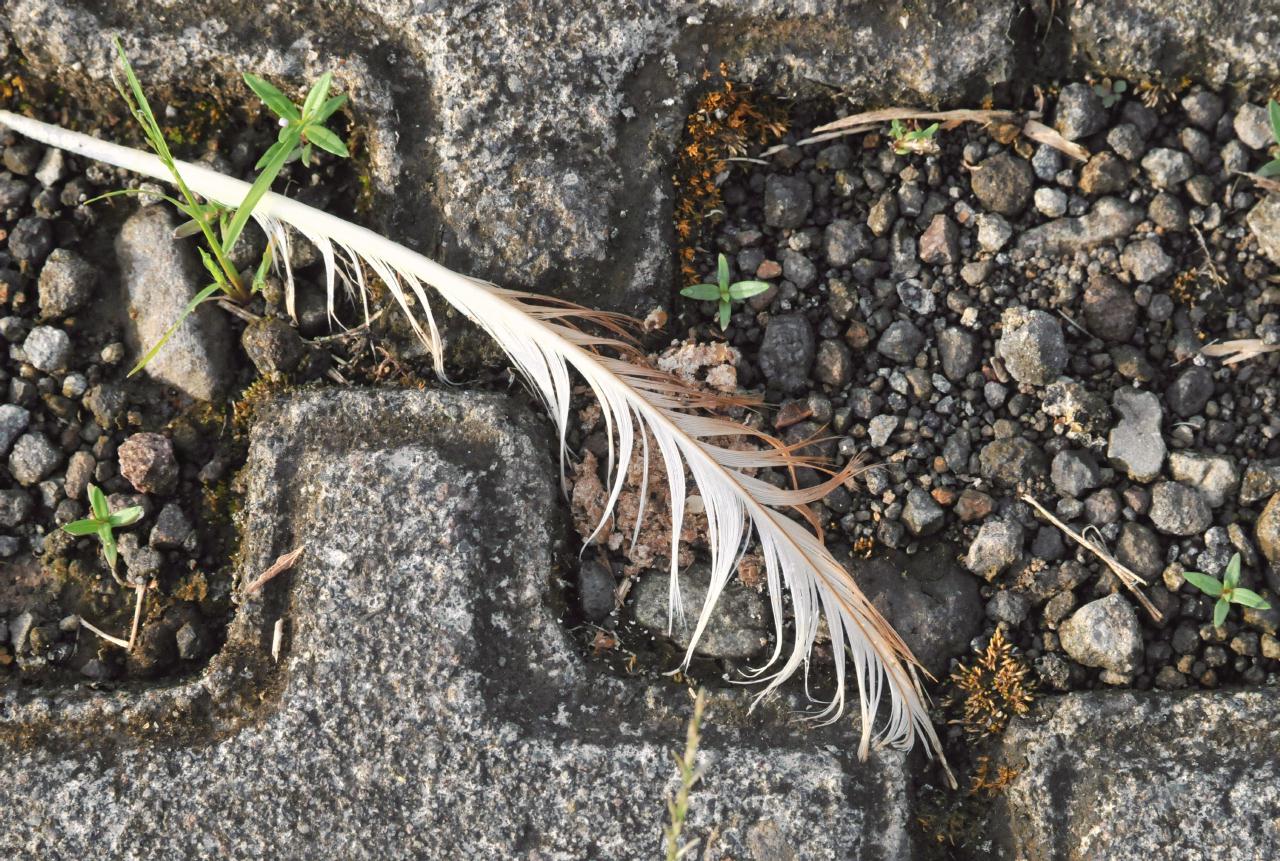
[241,546,305,596]
[1200,339,1280,365]
[1021,494,1163,622]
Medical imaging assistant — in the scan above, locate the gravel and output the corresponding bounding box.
[21,324,71,373]
[117,433,179,496]
[1059,594,1144,675]
[996,307,1068,385]
[1149,481,1213,536]
[8,432,62,486]
[966,518,1024,580]
[1107,389,1166,482]
[970,152,1034,215]
[757,313,815,393]
[1054,82,1109,140]
[37,248,96,319]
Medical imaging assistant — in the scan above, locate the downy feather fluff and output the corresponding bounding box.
[0,109,952,782]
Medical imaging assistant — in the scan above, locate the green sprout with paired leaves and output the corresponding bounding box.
[106,40,349,374]
[1258,99,1280,178]
[1093,78,1128,109]
[680,253,771,330]
[1182,552,1272,628]
[888,119,940,155]
[61,484,144,575]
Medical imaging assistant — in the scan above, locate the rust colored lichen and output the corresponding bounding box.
[672,64,787,284]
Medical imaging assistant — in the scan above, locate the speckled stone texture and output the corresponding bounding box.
[0,0,1023,320]
[0,389,915,860]
[986,690,1280,860]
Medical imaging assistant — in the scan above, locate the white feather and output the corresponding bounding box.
[0,110,953,784]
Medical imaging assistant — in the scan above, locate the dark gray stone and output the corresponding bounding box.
[1107,389,1165,482]
[1016,197,1144,256]
[21,324,71,373]
[1051,450,1102,498]
[117,206,233,401]
[1059,594,1143,674]
[814,339,852,388]
[6,215,52,263]
[576,560,616,622]
[938,326,977,381]
[241,317,307,376]
[970,152,1033,216]
[0,488,34,528]
[118,432,178,496]
[979,437,1048,488]
[1166,364,1214,418]
[1149,481,1212,536]
[8,432,61,486]
[0,404,31,455]
[1115,522,1163,580]
[758,314,815,394]
[996,307,1067,385]
[37,248,96,319]
[764,174,813,229]
[843,542,982,677]
[1082,274,1137,342]
[0,389,918,859]
[824,218,871,266]
[631,563,768,660]
[1054,82,1108,140]
[149,502,193,550]
[901,487,944,536]
[876,320,925,364]
[967,518,1024,581]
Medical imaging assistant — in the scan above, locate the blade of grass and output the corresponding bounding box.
[128,282,222,375]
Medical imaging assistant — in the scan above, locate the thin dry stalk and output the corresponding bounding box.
[1021,494,1163,622]
[800,108,1088,161]
[1201,340,1280,365]
[78,616,130,649]
[241,546,305,596]
[128,582,146,651]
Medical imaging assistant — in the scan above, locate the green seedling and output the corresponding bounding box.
[1182,552,1271,628]
[888,118,940,155]
[61,484,144,575]
[1093,78,1128,108]
[107,40,348,374]
[680,253,771,330]
[663,689,706,861]
[1258,99,1280,178]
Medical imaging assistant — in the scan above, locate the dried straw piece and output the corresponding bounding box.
[1200,340,1280,365]
[1021,494,1163,623]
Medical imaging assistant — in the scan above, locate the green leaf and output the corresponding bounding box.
[108,506,144,528]
[223,136,294,256]
[1113,80,1128,93]
[252,241,275,294]
[718,301,731,331]
[88,484,110,521]
[113,39,174,164]
[62,518,104,536]
[1213,597,1229,628]
[314,93,349,123]
[717,254,730,291]
[1224,553,1242,588]
[727,280,772,300]
[172,218,206,239]
[305,124,349,158]
[680,283,723,301]
[302,72,333,119]
[915,122,940,140]
[254,138,291,172]
[244,73,300,122]
[99,525,118,571]
[1230,588,1271,609]
[1182,570,1223,597]
[1270,99,1280,145]
[128,282,223,376]
[301,142,313,167]
[1259,159,1280,178]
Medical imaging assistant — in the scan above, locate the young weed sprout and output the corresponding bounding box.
[1259,99,1280,178]
[105,40,349,372]
[888,118,940,155]
[61,484,144,577]
[680,252,770,330]
[1182,552,1272,628]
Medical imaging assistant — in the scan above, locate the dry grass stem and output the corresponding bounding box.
[799,107,1088,161]
[128,582,146,651]
[1201,339,1280,365]
[1022,494,1163,622]
[242,546,305,596]
[78,616,130,649]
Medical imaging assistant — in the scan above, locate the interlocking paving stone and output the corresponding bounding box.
[0,390,915,859]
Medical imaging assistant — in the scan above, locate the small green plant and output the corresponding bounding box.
[680,253,770,330]
[1183,553,1272,627]
[107,40,349,373]
[1093,78,1128,108]
[1258,99,1280,178]
[663,689,707,861]
[61,484,143,575]
[888,118,940,155]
